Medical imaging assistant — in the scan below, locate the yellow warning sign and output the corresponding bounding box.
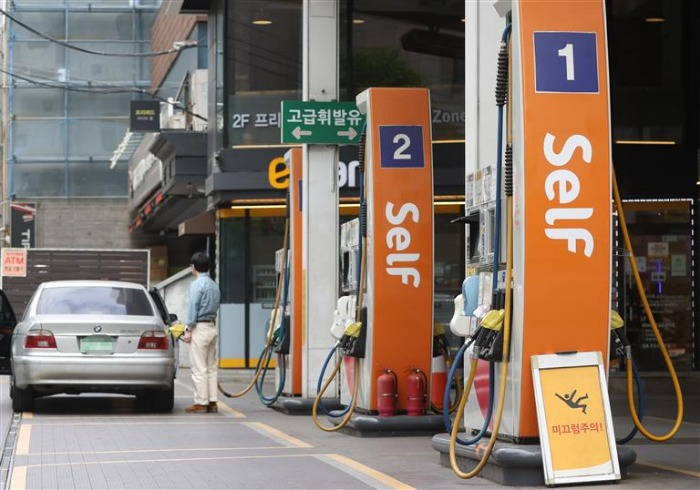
[531,352,620,486]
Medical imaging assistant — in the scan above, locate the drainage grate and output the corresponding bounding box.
[0,413,21,490]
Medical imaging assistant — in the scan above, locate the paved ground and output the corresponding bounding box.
[0,369,697,489]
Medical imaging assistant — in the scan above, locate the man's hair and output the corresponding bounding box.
[190,252,210,273]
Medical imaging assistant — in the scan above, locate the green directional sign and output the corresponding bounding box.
[281,101,365,145]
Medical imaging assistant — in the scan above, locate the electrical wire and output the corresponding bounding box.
[0,66,208,122]
[0,7,199,57]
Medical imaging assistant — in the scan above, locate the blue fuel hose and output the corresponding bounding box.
[616,360,644,444]
[314,343,351,417]
[255,253,291,406]
[443,340,495,445]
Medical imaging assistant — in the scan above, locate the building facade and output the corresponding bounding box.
[0,0,165,253]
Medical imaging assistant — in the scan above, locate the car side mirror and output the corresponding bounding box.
[168,313,178,323]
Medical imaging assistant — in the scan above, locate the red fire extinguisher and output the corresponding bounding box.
[377,369,397,417]
[406,367,427,416]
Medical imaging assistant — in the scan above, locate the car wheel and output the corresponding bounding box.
[12,384,34,412]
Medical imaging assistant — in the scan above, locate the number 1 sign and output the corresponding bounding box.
[534,32,599,93]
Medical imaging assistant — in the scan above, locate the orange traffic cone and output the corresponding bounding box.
[430,352,447,411]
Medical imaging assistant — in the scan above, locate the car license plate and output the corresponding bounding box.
[80,336,115,354]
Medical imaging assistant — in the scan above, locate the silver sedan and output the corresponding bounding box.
[10,280,179,412]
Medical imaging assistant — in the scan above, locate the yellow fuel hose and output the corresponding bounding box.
[311,234,366,431]
[219,218,290,399]
[311,355,360,432]
[612,171,683,441]
[449,197,513,478]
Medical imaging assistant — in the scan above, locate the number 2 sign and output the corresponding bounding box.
[534,32,599,93]
[379,125,425,168]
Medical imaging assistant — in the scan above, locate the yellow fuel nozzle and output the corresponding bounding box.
[480,309,505,332]
[610,310,625,330]
[610,309,631,359]
[167,322,186,340]
[344,322,363,338]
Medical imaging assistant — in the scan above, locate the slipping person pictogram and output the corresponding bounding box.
[555,389,589,414]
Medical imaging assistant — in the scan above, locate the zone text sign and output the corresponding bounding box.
[281,101,365,145]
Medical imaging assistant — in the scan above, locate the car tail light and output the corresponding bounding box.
[25,330,57,349]
[138,331,168,350]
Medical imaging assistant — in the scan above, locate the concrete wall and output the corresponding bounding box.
[35,199,131,249]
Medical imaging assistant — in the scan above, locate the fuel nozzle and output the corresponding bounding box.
[473,309,505,361]
[610,309,632,361]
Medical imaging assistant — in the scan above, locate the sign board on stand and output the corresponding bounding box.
[531,351,620,486]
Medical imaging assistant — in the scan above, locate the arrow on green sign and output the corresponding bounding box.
[337,127,357,140]
[292,127,313,140]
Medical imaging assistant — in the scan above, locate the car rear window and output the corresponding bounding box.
[36,286,154,316]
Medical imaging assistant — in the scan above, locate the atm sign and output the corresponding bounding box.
[2,248,27,277]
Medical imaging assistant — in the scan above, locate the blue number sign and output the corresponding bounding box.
[534,32,599,93]
[379,126,425,168]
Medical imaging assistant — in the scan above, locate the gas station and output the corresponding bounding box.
[211,0,689,486]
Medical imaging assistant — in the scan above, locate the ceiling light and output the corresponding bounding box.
[614,140,676,145]
[252,9,272,25]
[353,19,365,25]
[644,17,665,23]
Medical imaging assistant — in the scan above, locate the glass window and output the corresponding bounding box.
[14,11,65,39]
[342,1,464,140]
[249,216,285,305]
[36,286,153,316]
[226,0,302,146]
[14,88,65,118]
[615,201,694,371]
[219,217,246,303]
[13,41,65,73]
[68,12,134,39]
[608,0,683,144]
[68,91,132,117]
[13,163,65,197]
[12,120,66,158]
[67,42,140,82]
[68,162,128,197]
[67,119,129,158]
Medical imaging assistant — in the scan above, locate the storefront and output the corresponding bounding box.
[211,143,465,367]
[176,0,699,371]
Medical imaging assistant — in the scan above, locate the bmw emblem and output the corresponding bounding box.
[94,325,102,333]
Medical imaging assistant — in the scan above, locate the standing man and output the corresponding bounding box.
[184,252,221,413]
